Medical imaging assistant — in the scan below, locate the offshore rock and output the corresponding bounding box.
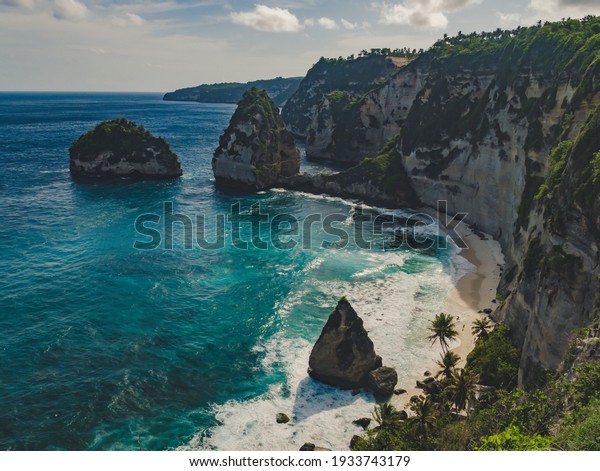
[212,87,300,191]
[69,118,182,180]
[308,298,381,389]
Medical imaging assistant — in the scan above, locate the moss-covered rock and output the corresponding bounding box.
[69,118,182,180]
[212,88,300,191]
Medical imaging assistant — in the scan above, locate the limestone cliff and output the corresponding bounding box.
[281,55,407,137]
[212,88,301,191]
[283,18,600,386]
[69,118,182,180]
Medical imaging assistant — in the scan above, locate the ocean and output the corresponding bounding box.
[0,92,465,450]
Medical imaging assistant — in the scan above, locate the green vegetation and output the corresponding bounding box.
[219,87,283,156]
[466,325,520,389]
[426,313,458,353]
[69,118,175,165]
[163,76,302,106]
[535,140,573,200]
[352,324,600,451]
[471,317,492,342]
[282,54,401,134]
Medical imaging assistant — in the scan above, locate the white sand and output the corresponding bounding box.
[391,221,505,411]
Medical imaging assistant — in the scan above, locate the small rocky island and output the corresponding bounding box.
[69,118,182,180]
[309,298,397,397]
[212,87,301,191]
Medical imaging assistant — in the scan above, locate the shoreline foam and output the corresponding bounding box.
[191,202,504,451]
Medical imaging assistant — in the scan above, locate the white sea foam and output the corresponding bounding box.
[182,225,459,451]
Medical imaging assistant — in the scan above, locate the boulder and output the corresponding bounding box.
[276,413,290,424]
[212,87,300,191]
[299,443,315,451]
[394,388,407,395]
[352,417,371,430]
[367,366,398,397]
[69,118,182,180]
[308,298,381,389]
[350,435,361,450]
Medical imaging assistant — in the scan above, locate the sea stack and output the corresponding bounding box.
[69,118,182,180]
[212,87,301,191]
[308,298,383,390]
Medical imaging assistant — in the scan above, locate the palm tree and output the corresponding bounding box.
[372,402,404,430]
[408,396,436,447]
[427,312,458,353]
[471,317,493,342]
[449,369,479,415]
[435,351,461,381]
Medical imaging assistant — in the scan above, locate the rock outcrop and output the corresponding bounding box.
[69,118,182,180]
[308,298,382,389]
[367,367,398,397]
[212,88,300,191]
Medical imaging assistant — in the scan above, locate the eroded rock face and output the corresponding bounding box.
[212,87,300,191]
[69,118,182,180]
[308,298,382,389]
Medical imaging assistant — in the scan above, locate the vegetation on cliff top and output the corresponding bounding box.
[216,87,284,156]
[69,118,176,165]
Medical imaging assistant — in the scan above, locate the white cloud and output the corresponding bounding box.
[377,0,479,30]
[317,17,338,30]
[341,18,357,30]
[112,12,145,27]
[52,0,88,21]
[496,11,522,28]
[495,0,600,28]
[230,4,301,32]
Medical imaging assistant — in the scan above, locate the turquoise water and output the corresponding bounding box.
[0,93,458,450]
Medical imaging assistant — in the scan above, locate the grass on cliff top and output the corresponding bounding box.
[70,118,173,163]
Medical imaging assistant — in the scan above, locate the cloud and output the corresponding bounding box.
[377,0,479,30]
[230,4,301,32]
[52,0,88,21]
[341,18,357,30]
[496,11,522,28]
[317,17,338,30]
[112,12,145,27]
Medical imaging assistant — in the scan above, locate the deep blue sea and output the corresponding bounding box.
[0,93,462,450]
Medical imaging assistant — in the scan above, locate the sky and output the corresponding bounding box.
[1,0,599,92]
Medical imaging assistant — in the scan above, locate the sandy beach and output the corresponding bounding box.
[392,221,505,411]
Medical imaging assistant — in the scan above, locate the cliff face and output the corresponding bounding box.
[283,19,600,385]
[69,118,182,180]
[281,55,406,137]
[212,88,300,191]
[499,104,600,384]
